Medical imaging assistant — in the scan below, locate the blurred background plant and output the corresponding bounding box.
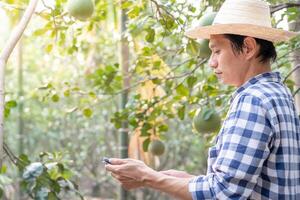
[0,0,299,199]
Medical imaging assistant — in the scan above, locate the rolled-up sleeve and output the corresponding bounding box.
[189,95,274,199]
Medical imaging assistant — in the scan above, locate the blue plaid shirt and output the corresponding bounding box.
[189,72,300,199]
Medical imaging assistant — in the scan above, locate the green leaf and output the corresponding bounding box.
[202,84,216,92]
[111,117,121,129]
[0,174,12,185]
[153,60,161,68]
[141,123,151,136]
[178,105,185,120]
[89,91,96,98]
[87,22,94,31]
[158,124,168,132]
[186,40,200,56]
[36,187,49,200]
[83,108,93,118]
[4,107,10,118]
[61,169,73,179]
[57,179,74,191]
[188,5,196,12]
[142,138,150,152]
[64,90,70,97]
[129,117,138,128]
[127,6,140,19]
[22,162,44,182]
[18,154,31,171]
[145,28,155,43]
[45,44,53,53]
[187,76,197,89]
[51,94,60,102]
[160,14,175,29]
[0,165,6,174]
[48,192,58,200]
[5,100,17,108]
[176,83,189,97]
[38,83,53,90]
[33,28,48,36]
[285,79,295,92]
[72,87,80,92]
[39,152,50,159]
[121,1,133,9]
[50,180,61,194]
[152,78,161,85]
[48,167,60,180]
[216,98,222,107]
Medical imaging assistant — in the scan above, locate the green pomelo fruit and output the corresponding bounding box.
[199,12,217,26]
[67,0,94,20]
[199,39,211,58]
[149,140,165,156]
[198,12,216,58]
[187,12,216,58]
[193,108,221,134]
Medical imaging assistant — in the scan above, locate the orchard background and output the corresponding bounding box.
[0,0,299,199]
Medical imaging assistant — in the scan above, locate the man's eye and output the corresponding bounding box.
[214,50,220,54]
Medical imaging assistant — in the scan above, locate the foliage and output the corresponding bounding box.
[0,165,12,198]
[0,0,299,199]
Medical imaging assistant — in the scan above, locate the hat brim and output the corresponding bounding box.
[185,24,298,42]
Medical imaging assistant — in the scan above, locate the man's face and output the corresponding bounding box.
[208,35,248,87]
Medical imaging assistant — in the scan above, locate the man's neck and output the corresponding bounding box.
[241,60,271,86]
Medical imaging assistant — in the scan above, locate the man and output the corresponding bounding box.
[106,0,300,199]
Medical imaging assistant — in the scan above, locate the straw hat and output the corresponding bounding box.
[185,0,298,42]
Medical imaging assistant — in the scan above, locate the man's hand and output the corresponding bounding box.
[160,169,195,178]
[105,158,193,200]
[105,158,156,190]
[111,172,143,190]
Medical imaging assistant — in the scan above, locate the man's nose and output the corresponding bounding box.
[209,55,217,68]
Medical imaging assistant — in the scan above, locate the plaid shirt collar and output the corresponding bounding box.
[230,71,282,103]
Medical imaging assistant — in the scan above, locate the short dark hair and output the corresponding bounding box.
[224,34,277,63]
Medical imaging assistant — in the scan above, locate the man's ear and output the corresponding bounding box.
[243,37,258,60]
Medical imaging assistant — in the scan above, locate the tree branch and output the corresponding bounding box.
[0,0,39,167]
[293,88,300,97]
[283,64,300,83]
[270,3,300,14]
[0,0,39,62]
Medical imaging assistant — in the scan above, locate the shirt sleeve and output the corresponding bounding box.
[189,95,274,199]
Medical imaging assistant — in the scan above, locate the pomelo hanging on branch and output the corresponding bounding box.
[193,107,221,134]
[67,0,94,20]
[198,12,217,27]
[148,139,165,156]
[198,12,217,58]
[187,12,217,58]
[198,39,211,58]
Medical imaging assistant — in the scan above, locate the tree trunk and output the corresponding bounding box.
[289,3,300,113]
[17,39,24,200]
[119,0,130,199]
[0,0,38,167]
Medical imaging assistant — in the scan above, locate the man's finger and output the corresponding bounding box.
[160,171,171,176]
[109,158,127,165]
[111,172,120,180]
[111,172,129,181]
[111,173,136,182]
[105,164,119,173]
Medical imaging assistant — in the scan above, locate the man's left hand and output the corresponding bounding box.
[105,158,156,190]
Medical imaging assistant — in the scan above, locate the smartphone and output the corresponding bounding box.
[102,157,111,164]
